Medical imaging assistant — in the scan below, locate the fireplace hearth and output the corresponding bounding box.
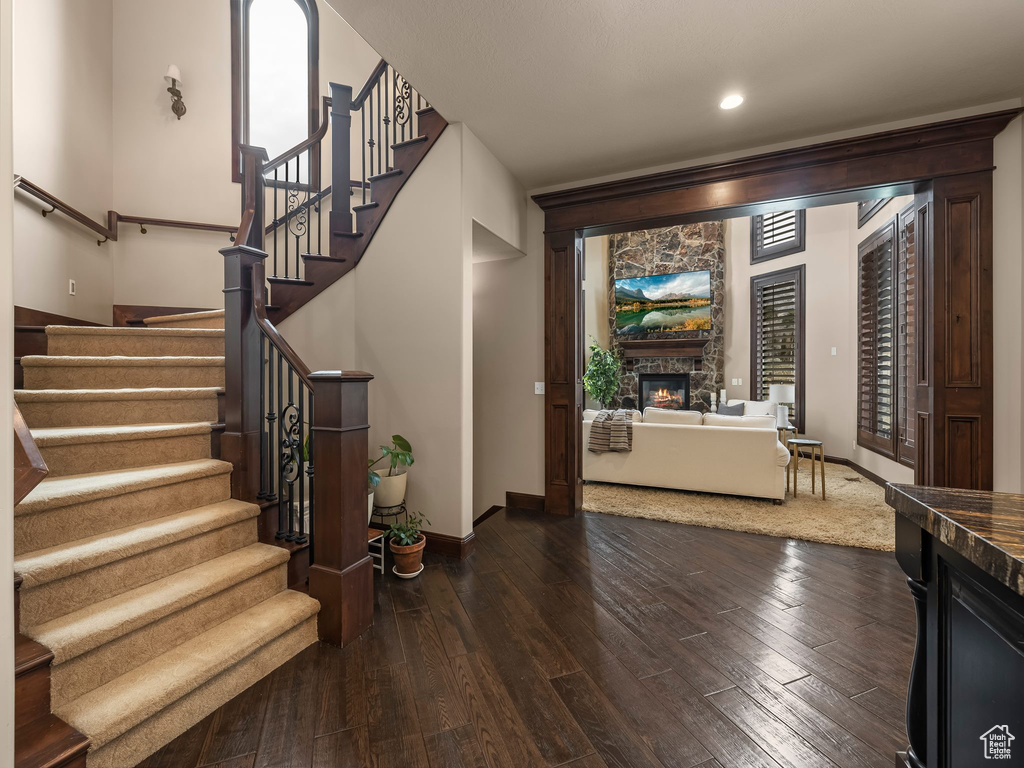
[639,373,690,410]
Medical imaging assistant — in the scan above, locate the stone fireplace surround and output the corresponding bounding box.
[609,222,725,411]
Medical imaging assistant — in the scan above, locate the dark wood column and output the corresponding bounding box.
[544,229,584,515]
[916,172,993,490]
[220,244,267,503]
[308,370,374,646]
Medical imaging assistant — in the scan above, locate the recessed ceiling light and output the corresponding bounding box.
[720,94,744,110]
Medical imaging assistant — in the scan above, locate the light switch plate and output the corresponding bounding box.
[831,347,837,356]
[68,279,76,296]
[534,382,545,395]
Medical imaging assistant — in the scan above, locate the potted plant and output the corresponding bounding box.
[368,434,414,509]
[583,340,622,409]
[387,513,430,578]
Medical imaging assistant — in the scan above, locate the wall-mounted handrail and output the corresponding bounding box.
[13,175,238,245]
[13,401,48,508]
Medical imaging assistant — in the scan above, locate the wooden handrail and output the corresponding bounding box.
[352,58,387,108]
[13,175,115,244]
[251,260,313,388]
[264,96,333,173]
[13,175,238,244]
[13,401,47,507]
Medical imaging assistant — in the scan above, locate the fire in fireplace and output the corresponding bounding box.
[639,373,690,410]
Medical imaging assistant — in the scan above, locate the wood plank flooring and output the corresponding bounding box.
[140,508,913,768]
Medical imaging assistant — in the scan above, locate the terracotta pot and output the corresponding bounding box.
[390,534,426,575]
[374,471,407,508]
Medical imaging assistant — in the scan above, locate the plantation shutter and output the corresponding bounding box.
[858,221,897,457]
[896,203,917,467]
[751,265,804,431]
[751,210,806,263]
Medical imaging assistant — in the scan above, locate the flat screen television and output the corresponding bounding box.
[613,269,712,337]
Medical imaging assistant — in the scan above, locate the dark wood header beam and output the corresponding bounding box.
[533,109,1020,236]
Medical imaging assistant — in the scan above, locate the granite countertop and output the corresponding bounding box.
[887,484,1024,597]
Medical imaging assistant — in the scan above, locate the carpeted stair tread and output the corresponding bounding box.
[15,386,222,402]
[45,325,224,339]
[58,590,319,751]
[45,326,225,357]
[29,544,290,665]
[15,499,258,589]
[31,422,212,447]
[21,355,226,391]
[15,458,231,516]
[21,355,226,368]
[144,309,224,327]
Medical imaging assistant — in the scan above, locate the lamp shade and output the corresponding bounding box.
[769,383,795,403]
[164,65,182,85]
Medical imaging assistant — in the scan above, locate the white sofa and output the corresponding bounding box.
[583,405,790,501]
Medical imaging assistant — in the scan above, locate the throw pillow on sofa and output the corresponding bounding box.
[717,401,744,416]
[703,413,777,429]
[727,399,775,416]
[643,408,703,425]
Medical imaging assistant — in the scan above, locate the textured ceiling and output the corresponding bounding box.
[327,0,1024,188]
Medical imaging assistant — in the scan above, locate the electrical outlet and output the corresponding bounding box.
[68,279,76,296]
[831,347,837,356]
[534,382,545,395]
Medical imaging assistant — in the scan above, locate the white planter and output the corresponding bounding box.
[374,471,407,508]
[368,491,375,523]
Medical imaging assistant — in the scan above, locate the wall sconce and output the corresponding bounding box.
[164,65,186,120]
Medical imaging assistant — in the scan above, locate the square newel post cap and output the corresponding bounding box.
[218,243,268,260]
[309,370,374,383]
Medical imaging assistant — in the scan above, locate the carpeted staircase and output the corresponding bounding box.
[14,310,320,768]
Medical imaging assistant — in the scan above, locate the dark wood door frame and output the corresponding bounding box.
[533,108,1020,515]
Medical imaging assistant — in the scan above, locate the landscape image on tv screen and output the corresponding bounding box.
[614,269,712,335]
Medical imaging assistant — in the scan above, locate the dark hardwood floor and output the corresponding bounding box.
[139,507,913,768]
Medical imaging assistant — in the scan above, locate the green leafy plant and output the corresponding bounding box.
[583,340,622,409]
[386,512,430,546]
[368,434,414,488]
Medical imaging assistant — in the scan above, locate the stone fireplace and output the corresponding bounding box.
[609,222,725,411]
[639,373,690,410]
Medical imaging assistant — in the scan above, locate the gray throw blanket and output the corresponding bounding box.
[588,409,634,453]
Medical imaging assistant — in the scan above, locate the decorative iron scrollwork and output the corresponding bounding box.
[394,72,412,126]
[286,184,309,239]
[280,404,302,485]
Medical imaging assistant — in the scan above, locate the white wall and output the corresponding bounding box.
[1,0,16,758]
[724,199,915,485]
[354,126,465,537]
[12,0,114,323]
[993,114,1024,493]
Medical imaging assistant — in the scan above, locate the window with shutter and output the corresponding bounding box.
[857,198,893,228]
[750,210,806,263]
[897,202,917,467]
[858,220,897,457]
[750,265,805,432]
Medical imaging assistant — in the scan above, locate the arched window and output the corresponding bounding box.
[231,0,319,181]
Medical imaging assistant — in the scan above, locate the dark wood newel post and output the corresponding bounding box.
[329,82,353,253]
[220,244,267,504]
[308,369,374,646]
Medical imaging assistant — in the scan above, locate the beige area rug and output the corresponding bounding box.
[583,462,895,551]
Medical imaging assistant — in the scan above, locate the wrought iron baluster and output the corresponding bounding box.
[305,387,314,562]
[376,79,382,177]
[294,156,301,278]
[297,380,306,544]
[316,145,322,256]
[383,67,390,173]
[272,169,279,278]
[258,334,267,499]
[285,369,296,541]
[275,346,285,538]
[283,162,290,278]
[364,107,372,207]
[368,87,375,181]
[265,337,277,502]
